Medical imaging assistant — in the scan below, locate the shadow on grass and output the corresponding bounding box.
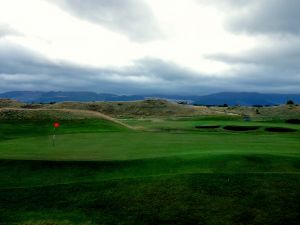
[0,173,299,225]
[223,125,260,131]
[195,125,221,129]
[265,127,297,132]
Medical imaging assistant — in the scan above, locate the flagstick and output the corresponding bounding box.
[52,122,60,146]
[52,127,56,147]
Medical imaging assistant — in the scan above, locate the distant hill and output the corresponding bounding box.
[0,91,145,103]
[191,92,300,106]
[1,91,300,106]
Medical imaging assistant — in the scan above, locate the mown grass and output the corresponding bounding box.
[122,117,300,134]
[1,131,300,160]
[0,117,299,224]
[1,173,299,225]
[0,119,127,140]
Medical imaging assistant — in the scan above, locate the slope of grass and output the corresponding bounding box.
[0,99,24,108]
[221,104,300,120]
[0,118,128,141]
[46,99,228,118]
[1,131,300,160]
[121,117,300,133]
[0,118,299,224]
[1,173,299,225]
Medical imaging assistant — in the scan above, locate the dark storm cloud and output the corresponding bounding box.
[230,68,300,93]
[128,58,200,81]
[207,40,300,69]
[49,0,162,42]
[206,39,300,93]
[199,0,300,35]
[196,0,300,93]
[1,40,300,94]
[0,42,196,84]
[0,41,229,94]
[0,43,95,77]
[227,0,300,35]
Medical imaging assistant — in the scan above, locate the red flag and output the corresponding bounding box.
[53,122,60,128]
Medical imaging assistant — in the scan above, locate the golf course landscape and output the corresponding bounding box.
[0,100,300,225]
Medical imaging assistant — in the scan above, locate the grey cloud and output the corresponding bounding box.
[198,0,300,35]
[128,58,200,81]
[0,25,21,38]
[0,41,227,94]
[206,40,300,93]
[200,0,300,92]
[227,0,300,35]
[1,41,300,94]
[207,39,300,71]
[232,68,300,93]
[49,0,163,42]
[196,0,251,8]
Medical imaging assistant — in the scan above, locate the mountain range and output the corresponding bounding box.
[0,91,300,106]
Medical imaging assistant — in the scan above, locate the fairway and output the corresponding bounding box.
[2,0,300,223]
[0,117,300,224]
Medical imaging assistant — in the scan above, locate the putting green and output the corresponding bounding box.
[0,118,299,225]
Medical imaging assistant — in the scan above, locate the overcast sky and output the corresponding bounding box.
[0,0,299,94]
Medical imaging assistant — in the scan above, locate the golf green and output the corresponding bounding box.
[0,119,299,224]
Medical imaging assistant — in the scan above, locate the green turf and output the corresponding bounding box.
[0,119,127,140]
[0,118,299,224]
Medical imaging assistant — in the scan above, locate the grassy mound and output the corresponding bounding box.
[222,105,300,120]
[223,125,260,131]
[0,109,130,140]
[46,99,226,118]
[0,108,108,120]
[0,98,24,108]
[265,127,297,132]
[0,119,129,141]
[0,108,131,128]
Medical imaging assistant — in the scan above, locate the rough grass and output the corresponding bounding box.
[220,104,300,120]
[0,98,24,108]
[2,98,300,121]
[45,99,227,118]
